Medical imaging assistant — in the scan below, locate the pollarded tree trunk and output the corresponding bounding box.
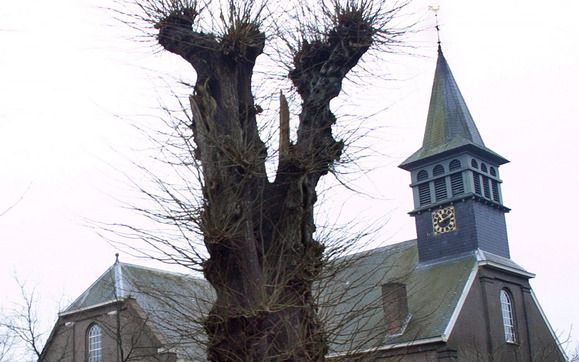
[155,5,374,361]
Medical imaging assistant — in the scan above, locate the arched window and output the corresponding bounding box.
[490,167,497,177]
[500,290,516,343]
[416,170,431,206]
[449,159,461,171]
[481,163,488,173]
[87,324,103,362]
[431,165,447,201]
[449,159,465,196]
[433,164,445,176]
[471,159,479,169]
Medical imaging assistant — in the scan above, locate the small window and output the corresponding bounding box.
[491,180,501,203]
[382,283,409,336]
[87,324,103,362]
[481,163,488,173]
[449,159,461,171]
[434,178,448,201]
[500,290,516,343]
[433,165,445,176]
[483,176,491,198]
[471,159,479,168]
[418,183,431,206]
[451,173,464,196]
[417,170,428,181]
[473,173,482,195]
[490,167,497,177]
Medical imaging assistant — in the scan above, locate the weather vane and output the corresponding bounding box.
[429,4,441,46]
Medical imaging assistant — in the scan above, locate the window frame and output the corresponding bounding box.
[87,323,103,362]
[417,169,429,181]
[500,289,517,344]
[433,164,445,176]
[449,159,461,171]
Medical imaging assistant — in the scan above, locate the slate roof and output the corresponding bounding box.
[62,261,213,360]
[323,241,533,357]
[60,242,531,359]
[400,47,508,169]
[322,240,478,356]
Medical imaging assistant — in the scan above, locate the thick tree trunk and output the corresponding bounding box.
[156,7,373,361]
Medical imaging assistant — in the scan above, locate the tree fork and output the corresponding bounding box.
[155,4,376,361]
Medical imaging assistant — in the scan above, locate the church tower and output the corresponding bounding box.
[400,46,511,263]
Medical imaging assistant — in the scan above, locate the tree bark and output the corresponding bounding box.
[155,7,373,361]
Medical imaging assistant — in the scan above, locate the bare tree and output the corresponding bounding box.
[0,185,28,217]
[111,0,408,360]
[0,280,45,361]
[0,323,15,362]
[570,343,579,362]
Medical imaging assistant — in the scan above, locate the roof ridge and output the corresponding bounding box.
[338,239,417,260]
[119,261,204,281]
[62,264,116,313]
[417,250,475,269]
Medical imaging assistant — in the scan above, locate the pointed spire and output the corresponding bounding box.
[400,48,507,169]
[423,47,485,149]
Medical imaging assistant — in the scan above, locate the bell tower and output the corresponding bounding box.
[399,46,511,263]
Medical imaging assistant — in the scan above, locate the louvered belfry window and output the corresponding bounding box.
[417,170,428,181]
[489,167,501,202]
[448,160,464,196]
[434,178,447,200]
[473,173,482,195]
[491,180,501,202]
[416,160,495,207]
[449,159,461,171]
[433,165,444,176]
[418,184,431,206]
[417,170,431,206]
[483,176,491,198]
[414,159,502,205]
[432,165,447,201]
[451,173,464,196]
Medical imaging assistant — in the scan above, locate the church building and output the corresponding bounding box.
[38,47,567,362]
[322,46,567,361]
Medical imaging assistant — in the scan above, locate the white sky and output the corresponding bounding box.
[1,0,578,355]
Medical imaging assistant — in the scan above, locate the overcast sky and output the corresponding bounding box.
[1,0,578,355]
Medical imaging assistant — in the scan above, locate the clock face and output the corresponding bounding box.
[432,206,457,234]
